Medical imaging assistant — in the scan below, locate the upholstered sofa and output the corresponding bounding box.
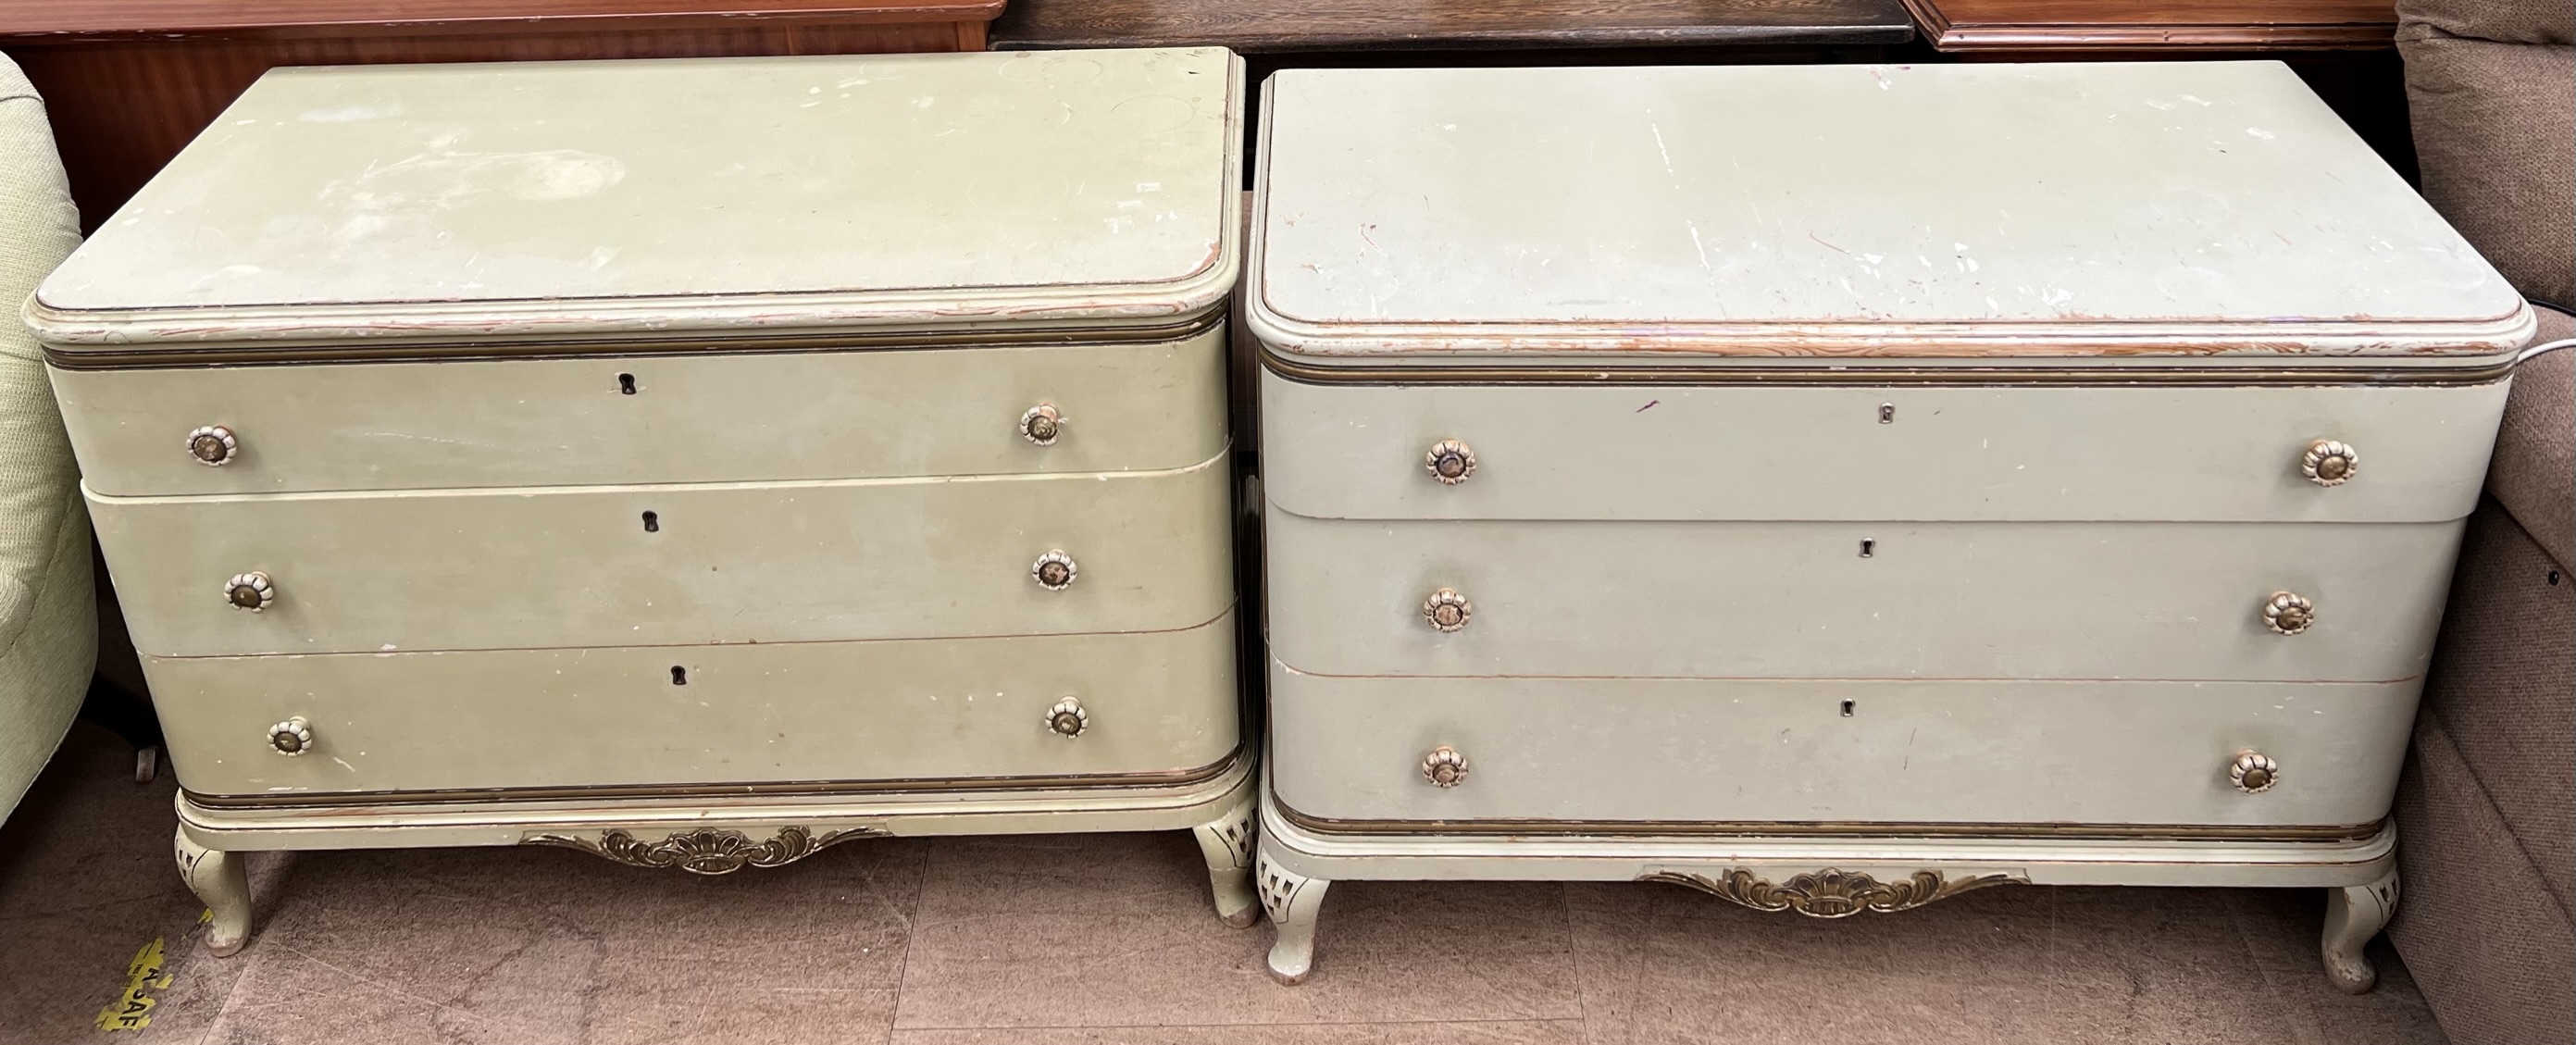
[0,56,95,821]
[2385,0,2575,1039]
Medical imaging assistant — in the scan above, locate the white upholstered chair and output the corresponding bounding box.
[0,55,95,821]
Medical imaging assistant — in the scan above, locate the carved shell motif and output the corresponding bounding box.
[526,826,885,875]
[1639,867,2022,918]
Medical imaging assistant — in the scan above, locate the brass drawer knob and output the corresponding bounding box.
[2302,440,2358,486]
[1020,404,1064,445]
[187,425,239,467]
[1045,697,1089,738]
[2229,749,2279,793]
[224,571,276,612]
[1425,439,1476,484]
[1422,588,1473,632]
[1031,551,1077,591]
[268,716,313,756]
[2261,591,2314,635]
[1421,745,1469,788]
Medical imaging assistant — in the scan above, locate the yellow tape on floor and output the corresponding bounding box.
[93,933,176,1032]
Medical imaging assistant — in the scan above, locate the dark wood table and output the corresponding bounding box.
[3,0,1005,230]
[1901,0,2395,51]
[991,0,1916,53]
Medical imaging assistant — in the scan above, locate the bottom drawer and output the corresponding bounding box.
[152,610,1238,800]
[1269,661,2412,832]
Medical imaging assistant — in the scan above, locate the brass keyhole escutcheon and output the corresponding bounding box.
[187,425,238,466]
[1021,404,1064,446]
[1032,551,1077,591]
[1422,588,1472,632]
[1424,439,1476,485]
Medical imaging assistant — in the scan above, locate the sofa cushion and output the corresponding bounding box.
[2486,308,2574,569]
[2396,0,2573,46]
[2393,708,2576,1045]
[2396,31,2576,307]
[2417,500,2576,912]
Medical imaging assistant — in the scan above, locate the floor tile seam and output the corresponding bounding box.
[889,1017,1591,1032]
[0,886,198,921]
[2218,889,2333,1045]
[1560,880,1598,1044]
[218,940,523,1030]
[886,840,935,1040]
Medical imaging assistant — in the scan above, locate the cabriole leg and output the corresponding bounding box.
[174,827,253,956]
[1258,846,1331,986]
[1189,791,1260,928]
[2321,866,2400,994]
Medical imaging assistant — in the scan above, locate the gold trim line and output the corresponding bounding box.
[185,746,1245,810]
[45,312,1224,371]
[1259,345,2519,388]
[1271,798,2383,843]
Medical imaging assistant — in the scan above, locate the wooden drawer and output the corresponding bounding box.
[56,327,1226,497]
[1261,372,2508,524]
[97,451,1232,658]
[1263,509,2460,684]
[151,611,1236,799]
[1267,664,2414,829]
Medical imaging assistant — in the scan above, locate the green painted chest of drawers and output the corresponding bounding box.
[31,47,1263,952]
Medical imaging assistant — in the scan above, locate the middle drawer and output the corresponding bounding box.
[97,450,1233,658]
[1264,506,2461,683]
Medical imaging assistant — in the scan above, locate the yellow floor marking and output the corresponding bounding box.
[93,937,175,1032]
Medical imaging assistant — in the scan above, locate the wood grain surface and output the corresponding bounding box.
[991,0,1913,52]
[1905,0,2396,51]
[3,4,1000,230]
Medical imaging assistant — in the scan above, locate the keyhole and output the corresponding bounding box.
[1840,700,1856,717]
[1878,403,1895,424]
[670,666,688,685]
[617,373,638,395]
[641,511,659,533]
[1859,539,1875,558]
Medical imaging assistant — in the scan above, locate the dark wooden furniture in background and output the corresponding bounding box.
[1902,0,2396,51]
[991,0,1915,53]
[1,0,1004,230]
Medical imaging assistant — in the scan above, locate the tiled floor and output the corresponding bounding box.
[4,724,2448,1044]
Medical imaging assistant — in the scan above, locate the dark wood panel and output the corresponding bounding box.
[991,0,1913,52]
[1904,0,2393,51]
[0,1,1001,39]
[4,7,995,230]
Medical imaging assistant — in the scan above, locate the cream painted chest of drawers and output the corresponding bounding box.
[1245,62,2540,987]
[30,48,1259,953]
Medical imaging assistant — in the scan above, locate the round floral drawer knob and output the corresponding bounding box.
[224,571,276,612]
[1045,697,1089,738]
[1031,551,1077,591]
[268,716,314,756]
[1424,439,1476,485]
[2301,440,2358,486]
[1020,404,1064,445]
[187,425,239,467]
[2261,591,2314,635]
[2229,749,2279,793]
[1420,745,1469,788]
[1421,588,1473,632]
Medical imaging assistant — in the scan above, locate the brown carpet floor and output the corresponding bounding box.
[2,723,2449,1045]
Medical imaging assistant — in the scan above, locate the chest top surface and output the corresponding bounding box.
[33,47,1242,349]
[1249,61,2529,365]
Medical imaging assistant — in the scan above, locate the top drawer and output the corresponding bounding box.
[1261,372,2508,524]
[55,328,1226,497]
